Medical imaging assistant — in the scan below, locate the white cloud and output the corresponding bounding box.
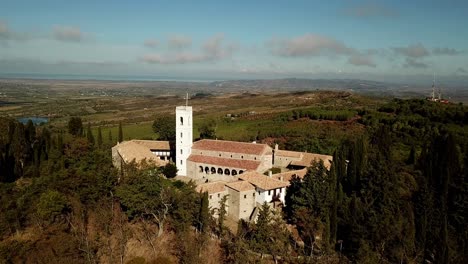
[348,54,376,67]
[269,34,355,57]
[144,39,159,48]
[433,47,463,56]
[392,43,429,58]
[53,26,90,42]
[168,34,192,50]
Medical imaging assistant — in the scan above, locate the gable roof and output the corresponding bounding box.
[238,171,289,190]
[187,154,261,171]
[275,150,303,158]
[192,139,271,155]
[196,181,227,194]
[290,153,333,169]
[271,168,308,182]
[226,180,255,192]
[113,141,167,166]
[132,140,170,150]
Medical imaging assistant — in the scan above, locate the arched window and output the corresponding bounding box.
[224,169,230,175]
[232,170,237,176]
[217,168,223,174]
[180,117,184,125]
[199,166,203,172]
[211,167,216,174]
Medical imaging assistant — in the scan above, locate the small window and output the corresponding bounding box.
[180,149,183,154]
[253,193,255,197]
[254,157,256,160]
[180,117,184,125]
[279,188,282,193]
[241,156,244,159]
[218,193,220,198]
[209,195,212,199]
[244,195,247,199]
[219,154,221,157]
[258,191,260,195]
[268,190,270,195]
[230,155,232,158]
[181,132,183,138]
[180,160,183,165]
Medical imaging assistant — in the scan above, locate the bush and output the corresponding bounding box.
[36,190,70,222]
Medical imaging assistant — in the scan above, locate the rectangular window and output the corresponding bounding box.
[180,149,183,154]
[218,193,220,198]
[244,195,247,199]
[181,132,183,138]
[209,195,212,199]
[268,190,270,195]
[253,193,255,197]
[180,160,183,165]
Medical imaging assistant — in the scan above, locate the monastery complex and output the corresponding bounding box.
[112,103,332,222]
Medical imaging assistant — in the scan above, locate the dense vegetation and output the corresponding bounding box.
[0,98,467,263]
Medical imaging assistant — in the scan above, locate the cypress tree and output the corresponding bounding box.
[118,122,123,143]
[97,127,103,147]
[198,192,210,233]
[86,123,95,145]
[108,129,113,143]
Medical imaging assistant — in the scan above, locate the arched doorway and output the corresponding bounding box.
[232,170,237,176]
[224,169,230,175]
[217,168,223,175]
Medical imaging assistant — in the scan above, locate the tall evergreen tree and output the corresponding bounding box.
[97,127,103,147]
[108,129,112,143]
[198,192,210,233]
[86,123,95,145]
[118,122,123,143]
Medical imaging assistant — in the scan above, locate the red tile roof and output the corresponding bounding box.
[291,153,333,169]
[187,154,261,170]
[132,140,170,150]
[226,181,255,192]
[192,139,271,155]
[272,169,308,182]
[238,171,289,190]
[196,181,227,194]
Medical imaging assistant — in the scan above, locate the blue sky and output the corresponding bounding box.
[1,0,467,83]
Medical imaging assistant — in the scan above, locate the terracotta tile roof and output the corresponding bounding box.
[192,139,271,155]
[196,181,227,194]
[187,154,261,170]
[291,153,333,169]
[113,141,167,166]
[238,171,289,190]
[272,168,308,182]
[226,180,255,192]
[132,140,170,150]
[275,150,302,158]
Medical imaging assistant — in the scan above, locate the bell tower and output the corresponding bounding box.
[175,94,192,176]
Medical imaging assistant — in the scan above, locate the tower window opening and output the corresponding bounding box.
[180,160,183,165]
[181,132,183,138]
[180,117,184,125]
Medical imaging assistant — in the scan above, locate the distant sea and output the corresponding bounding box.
[0,73,224,83]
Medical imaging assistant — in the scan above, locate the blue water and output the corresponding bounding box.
[18,117,49,125]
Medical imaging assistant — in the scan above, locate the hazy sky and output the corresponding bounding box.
[1,0,467,83]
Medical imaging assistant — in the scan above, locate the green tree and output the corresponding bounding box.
[118,122,123,143]
[36,190,70,222]
[108,129,113,143]
[97,127,103,147]
[218,195,228,236]
[198,192,210,233]
[68,117,83,136]
[161,163,178,178]
[198,119,217,139]
[152,116,175,141]
[86,123,95,145]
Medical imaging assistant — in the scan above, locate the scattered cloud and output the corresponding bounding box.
[269,34,355,57]
[392,43,429,58]
[168,34,192,50]
[141,34,236,64]
[348,54,376,67]
[53,26,89,42]
[0,20,29,42]
[433,47,463,55]
[403,58,428,68]
[144,39,159,48]
[343,2,398,18]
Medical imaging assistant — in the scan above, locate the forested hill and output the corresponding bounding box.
[0,98,467,263]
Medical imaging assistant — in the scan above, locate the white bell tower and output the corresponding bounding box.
[175,94,192,176]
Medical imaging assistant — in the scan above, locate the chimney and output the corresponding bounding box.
[274,144,279,151]
[268,170,272,177]
[252,141,256,144]
[280,176,284,181]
